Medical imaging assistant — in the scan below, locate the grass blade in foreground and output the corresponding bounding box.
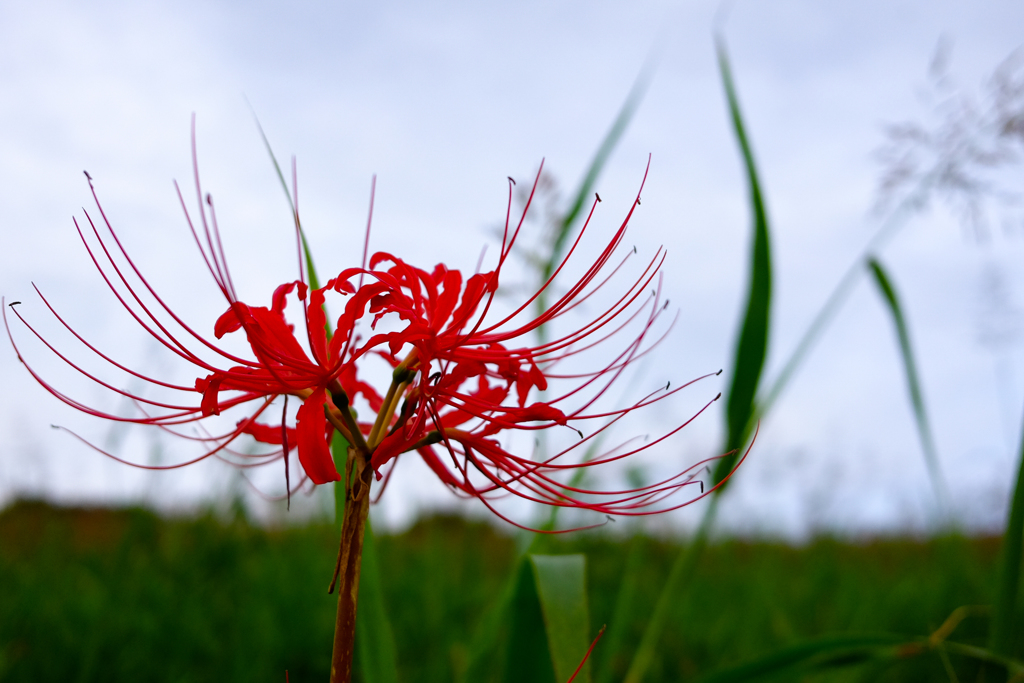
[531,555,592,683]
[624,37,772,683]
[249,108,323,290]
[711,36,772,488]
[503,557,558,683]
[502,555,592,683]
[992,403,1024,658]
[867,258,951,517]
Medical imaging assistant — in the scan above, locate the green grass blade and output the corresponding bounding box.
[530,555,592,683]
[711,37,772,487]
[624,39,769,683]
[247,105,323,291]
[332,432,351,526]
[992,405,1024,656]
[687,634,906,683]
[867,258,951,517]
[459,521,558,682]
[502,558,559,683]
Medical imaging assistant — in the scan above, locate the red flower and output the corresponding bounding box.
[6,136,738,527]
[322,164,729,527]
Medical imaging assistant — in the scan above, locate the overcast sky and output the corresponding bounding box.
[2,0,1023,538]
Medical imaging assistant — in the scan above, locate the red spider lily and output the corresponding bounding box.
[5,135,737,528]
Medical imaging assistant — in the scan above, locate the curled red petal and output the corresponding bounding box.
[214,304,243,338]
[295,388,340,483]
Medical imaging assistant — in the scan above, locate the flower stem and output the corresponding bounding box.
[329,445,373,683]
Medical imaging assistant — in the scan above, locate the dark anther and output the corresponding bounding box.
[429,371,442,384]
[633,245,637,254]
[83,170,92,181]
[595,192,602,202]
[699,481,704,493]
[575,428,584,439]
[508,176,516,185]
[606,515,616,523]
[716,369,723,376]
[666,381,671,390]
[714,392,722,401]
[8,301,20,307]
[637,196,641,205]
[663,300,670,310]
[206,193,213,205]
[50,424,59,429]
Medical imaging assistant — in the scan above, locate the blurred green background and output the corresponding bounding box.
[0,499,1007,682]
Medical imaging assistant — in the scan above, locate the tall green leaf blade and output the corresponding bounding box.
[499,555,592,683]
[459,529,567,682]
[249,107,323,291]
[712,37,772,487]
[625,38,771,683]
[992,406,1024,657]
[332,432,350,525]
[530,555,592,683]
[866,258,951,515]
[502,558,558,683]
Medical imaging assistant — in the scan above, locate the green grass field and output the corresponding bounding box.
[0,500,1007,682]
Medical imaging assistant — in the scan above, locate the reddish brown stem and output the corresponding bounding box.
[329,446,373,683]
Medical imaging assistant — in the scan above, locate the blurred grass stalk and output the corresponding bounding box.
[620,32,986,682]
[621,36,769,683]
[992,405,1024,659]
